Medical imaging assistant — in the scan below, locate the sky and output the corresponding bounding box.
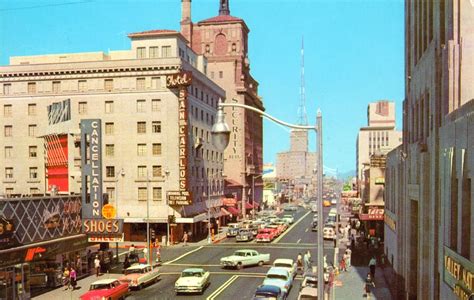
[0,0,405,175]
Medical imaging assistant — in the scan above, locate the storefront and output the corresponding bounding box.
[359,207,384,240]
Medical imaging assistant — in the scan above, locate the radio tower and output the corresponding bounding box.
[297,36,308,126]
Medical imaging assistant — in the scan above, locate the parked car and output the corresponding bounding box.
[256,228,277,242]
[323,225,336,240]
[80,279,129,300]
[253,285,285,300]
[323,200,331,207]
[119,264,160,289]
[298,286,317,299]
[174,268,210,295]
[331,199,337,205]
[266,224,283,236]
[281,214,294,224]
[236,229,254,242]
[226,223,241,237]
[273,219,289,231]
[273,258,297,279]
[284,205,298,212]
[262,267,293,297]
[220,249,270,269]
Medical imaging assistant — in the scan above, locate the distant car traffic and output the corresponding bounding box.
[281,214,294,224]
[226,223,240,237]
[284,205,298,211]
[236,229,254,242]
[323,225,336,240]
[119,264,160,289]
[220,249,270,269]
[253,285,285,300]
[331,199,337,205]
[174,268,210,295]
[323,200,331,207]
[80,279,129,300]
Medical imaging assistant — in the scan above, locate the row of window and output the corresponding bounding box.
[3,103,37,117]
[73,98,163,115]
[2,77,162,95]
[137,46,172,59]
[4,187,40,196]
[4,167,38,180]
[105,143,162,157]
[4,125,37,137]
[4,146,38,158]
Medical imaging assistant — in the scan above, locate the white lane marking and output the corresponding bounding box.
[273,210,311,243]
[297,239,301,244]
[305,228,309,232]
[163,246,204,265]
[165,263,222,267]
[207,275,238,300]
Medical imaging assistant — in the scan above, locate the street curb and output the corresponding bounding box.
[212,236,227,244]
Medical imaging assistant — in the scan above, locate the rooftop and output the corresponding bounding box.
[198,15,243,24]
[128,29,180,38]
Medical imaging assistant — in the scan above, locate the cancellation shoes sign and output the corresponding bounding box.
[80,119,123,235]
[166,71,193,205]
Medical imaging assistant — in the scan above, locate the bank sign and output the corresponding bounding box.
[80,119,123,235]
[166,71,193,205]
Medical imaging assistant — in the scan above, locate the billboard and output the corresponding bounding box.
[47,99,71,125]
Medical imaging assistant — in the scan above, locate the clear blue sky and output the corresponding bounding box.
[0,0,405,175]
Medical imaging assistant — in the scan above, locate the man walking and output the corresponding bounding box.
[369,256,376,278]
[94,256,101,277]
[182,231,189,246]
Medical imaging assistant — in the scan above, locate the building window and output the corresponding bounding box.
[152,121,161,133]
[4,146,12,158]
[5,188,13,196]
[28,104,36,116]
[3,84,11,95]
[29,167,38,179]
[152,143,162,155]
[29,146,37,158]
[137,144,147,156]
[105,122,114,135]
[106,166,115,178]
[105,144,115,157]
[27,82,36,94]
[137,47,146,59]
[5,167,13,179]
[161,46,172,58]
[3,104,12,117]
[78,80,87,92]
[106,187,115,201]
[219,71,223,79]
[149,46,159,58]
[151,77,161,89]
[153,187,162,201]
[105,101,114,114]
[52,81,61,93]
[4,126,12,137]
[151,99,160,112]
[152,165,162,177]
[28,125,37,137]
[137,122,146,134]
[138,187,147,201]
[104,79,113,91]
[136,100,146,113]
[30,187,39,195]
[137,166,147,178]
[78,102,87,114]
[136,78,146,90]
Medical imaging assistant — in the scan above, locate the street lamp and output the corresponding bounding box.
[251,174,262,220]
[211,99,324,300]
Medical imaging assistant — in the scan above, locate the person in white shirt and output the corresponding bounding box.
[94,256,101,277]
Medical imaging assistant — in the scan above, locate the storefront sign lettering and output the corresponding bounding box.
[166,71,192,88]
[82,219,123,235]
[168,191,192,206]
[444,246,474,298]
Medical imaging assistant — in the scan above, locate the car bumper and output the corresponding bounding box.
[175,286,202,293]
[221,261,237,267]
[256,238,271,242]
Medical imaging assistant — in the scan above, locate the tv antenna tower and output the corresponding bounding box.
[297,36,308,126]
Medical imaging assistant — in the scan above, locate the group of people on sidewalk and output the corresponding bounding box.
[62,266,77,290]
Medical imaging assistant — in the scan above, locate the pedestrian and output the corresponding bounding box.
[364,273,376,298]
[303,251,311,273]
[366,234,371,249]
[143,247,148,263]
[156,246,161,263]
[350,234,356,250]
[76,255,82,276]
[94,255,101,277]
[345,249,352,268]
[369,256,376,278]
[69,267,77,290]
[297,253,303,272]
[129,244,135,254]
[62,267,70,290]
[182,232,188,246]
[340,257,346,272]
[123,255,131,270]
[87,250,92,271]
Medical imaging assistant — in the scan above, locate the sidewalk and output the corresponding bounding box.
[333,265,392,299]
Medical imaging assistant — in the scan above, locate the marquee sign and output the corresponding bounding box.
[444,246,474,299]
[166,71,193,205]
[359,208,384,220]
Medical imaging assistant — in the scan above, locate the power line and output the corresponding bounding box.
[0,0,94,12]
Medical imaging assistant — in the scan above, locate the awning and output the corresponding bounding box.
[221,207,231,216]
[222,198,237,206]
[227,207,240,215]
[245,202,253,209]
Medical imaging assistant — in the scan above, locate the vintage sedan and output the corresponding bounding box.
[266,224,283,236]
[236,229,254,242]
[298,286,317,299]
[256,228,277,242]
[273,258,297,279]
[80,279,129,300]
[221,249,270,269]
[281,214,294,224]
[262,267,292,297]
[174,268,210,295]
[119,264,160,289]
[226,223,240,237]
[253,285,285,300]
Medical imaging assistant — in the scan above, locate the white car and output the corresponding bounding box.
[273,258,297,279]
[298,286,317,299]
[221,249,271,269]
[174,268,210,295]
[119,264,160,289]
[323,226,336,240]
[281,214,294,224]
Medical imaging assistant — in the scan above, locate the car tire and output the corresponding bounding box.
[257,261,264,267]
[236,262,243,270]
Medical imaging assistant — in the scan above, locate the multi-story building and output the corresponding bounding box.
[180,0,264,216]
[384,1,474,299]
[356,101,402,183]
[0,29,226,243]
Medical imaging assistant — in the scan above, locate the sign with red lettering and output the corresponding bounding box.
[359,208,384,220]
[24,247,46,262]
[82,219,123,235]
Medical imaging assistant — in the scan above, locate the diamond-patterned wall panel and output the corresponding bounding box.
[0,196,81,250]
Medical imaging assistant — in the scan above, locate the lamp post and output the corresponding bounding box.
[146,171,151,264]
[252,174,262,220]
[207,175,212,244]
[114,168,124,263]
[211,99,324,300]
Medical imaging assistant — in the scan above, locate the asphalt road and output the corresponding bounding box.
[125,205,337,300]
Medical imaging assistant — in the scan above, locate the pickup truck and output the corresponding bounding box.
[220,249,271,269]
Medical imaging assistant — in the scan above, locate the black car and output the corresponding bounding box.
[253,285,285,300]
[312,221,318,232]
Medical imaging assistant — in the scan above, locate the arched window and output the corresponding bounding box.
[214,34,227,55]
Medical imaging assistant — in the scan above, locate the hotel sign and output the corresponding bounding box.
[80,119,123,235]
[444,246,474,299]
[166,71,193,205]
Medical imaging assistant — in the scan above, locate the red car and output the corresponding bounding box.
[80,278,129,300]
[256,228,277,242]
[265,224,283,236]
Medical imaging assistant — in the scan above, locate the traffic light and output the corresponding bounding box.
[150,229,156,243]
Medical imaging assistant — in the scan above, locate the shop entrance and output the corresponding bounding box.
[0,264,30,300]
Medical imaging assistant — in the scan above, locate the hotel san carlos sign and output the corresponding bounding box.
[80,119,123,235]
[166,71,193,206]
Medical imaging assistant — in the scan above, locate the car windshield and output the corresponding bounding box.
[182,271,201,277]
[274,263,291,268]
[266,274,287,280]
[90,283,112,290]
[124,268,144,274]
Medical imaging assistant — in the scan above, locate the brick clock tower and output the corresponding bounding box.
[180,0,264,212]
